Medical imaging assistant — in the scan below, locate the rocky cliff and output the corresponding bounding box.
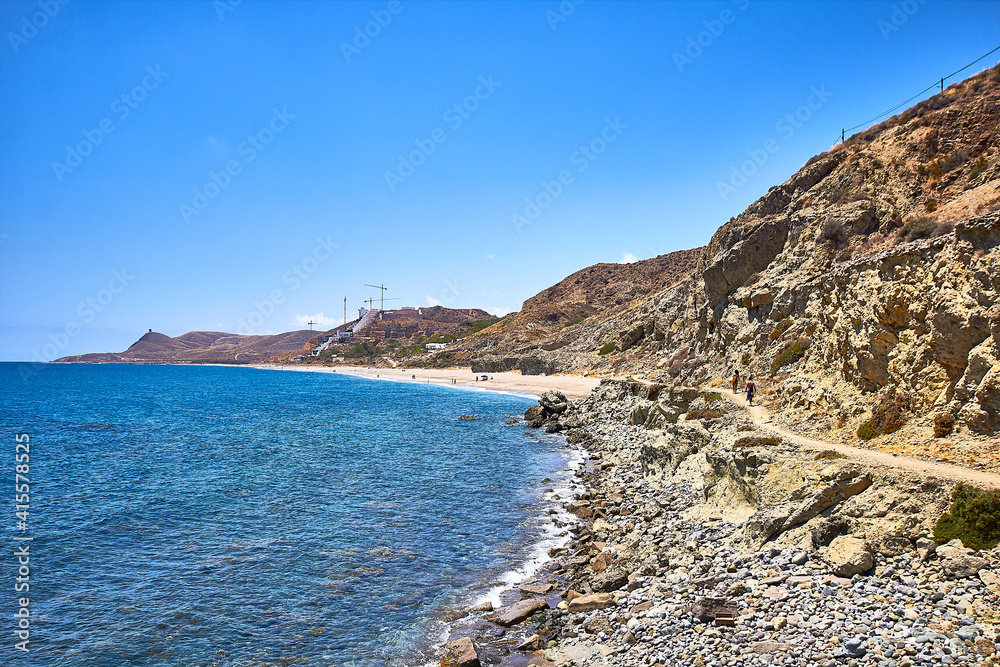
[445,64,1000,452]
[441,248,701,374]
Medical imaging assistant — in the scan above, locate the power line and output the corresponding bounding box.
[838,43,1000,143]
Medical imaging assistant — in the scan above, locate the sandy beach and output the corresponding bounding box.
[252,363,602,400]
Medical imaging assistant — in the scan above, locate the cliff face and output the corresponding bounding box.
[441,247,701,372]
[454,65,1000,445]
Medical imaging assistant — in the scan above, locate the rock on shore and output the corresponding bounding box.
[438,378,1000,666]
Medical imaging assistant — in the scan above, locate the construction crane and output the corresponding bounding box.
[362,297,399,312]
[364,283,389,311]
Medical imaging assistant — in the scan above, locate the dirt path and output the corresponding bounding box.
[716,389,1000,489]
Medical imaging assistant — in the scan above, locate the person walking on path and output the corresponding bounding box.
[732,370,741,394]
[745,376,756,406]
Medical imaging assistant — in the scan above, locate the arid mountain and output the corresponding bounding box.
[434,247,701,369]
[55,329,315,364]
[442,64,1000,449]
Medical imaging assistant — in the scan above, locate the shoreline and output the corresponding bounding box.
[250,363,602,400]
[442,378,1000,666]
[251,362,599,665]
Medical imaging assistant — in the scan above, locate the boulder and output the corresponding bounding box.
[783,472,873,531]
[954,337,1000,433]
[583,614,612,634]
[516,634,542,652]
[979,570,1000,594]
[443,637,480,667]
[936,539,973,559]
[825,536,874,577]
[567,593,614,612]
[591,552,614,572]
[538,390,569,415]
[524,405,545,428]
[519,582,553,596]
[591,567,629,592]
[488,598,548,626]
[943,555,988,578]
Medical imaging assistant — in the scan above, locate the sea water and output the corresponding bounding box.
[0,363,579,666]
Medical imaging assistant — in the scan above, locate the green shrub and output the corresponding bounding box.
[969,155,989,179]
[741,352,751,366]
[815,449,847,460]
[702,392,724,404]
[458,320,495,338]
[856,421,877,441]
[598,342,616,355]
[770,337,810,374]
[934,483,1000,549]
[898,217,936,242]
[346,341,379,358]
[857,387,909,441]
[769,318,793,341]
[687,408,725,420]
[734,435,782,448]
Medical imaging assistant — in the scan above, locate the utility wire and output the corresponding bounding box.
[837,44,1000,143]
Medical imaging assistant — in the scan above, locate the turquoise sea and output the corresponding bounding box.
[0,363,578,666]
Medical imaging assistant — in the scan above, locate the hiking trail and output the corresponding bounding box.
[716,389,1000,489]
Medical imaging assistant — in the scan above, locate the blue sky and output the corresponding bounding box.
[1,0,998,361]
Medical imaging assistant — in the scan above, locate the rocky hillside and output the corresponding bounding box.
[447,64,1000,450]
[437,247,701,371]
[55,329,314,364]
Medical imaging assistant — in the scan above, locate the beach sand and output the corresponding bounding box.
[252,364,602,400]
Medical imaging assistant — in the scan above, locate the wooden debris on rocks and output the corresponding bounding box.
[691,596,738,625]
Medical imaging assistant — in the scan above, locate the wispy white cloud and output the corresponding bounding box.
[620,252,638,264]
[484,253,496,260]
[486,306,511,317]
[294,313,338,328]
[425,295,443,307]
